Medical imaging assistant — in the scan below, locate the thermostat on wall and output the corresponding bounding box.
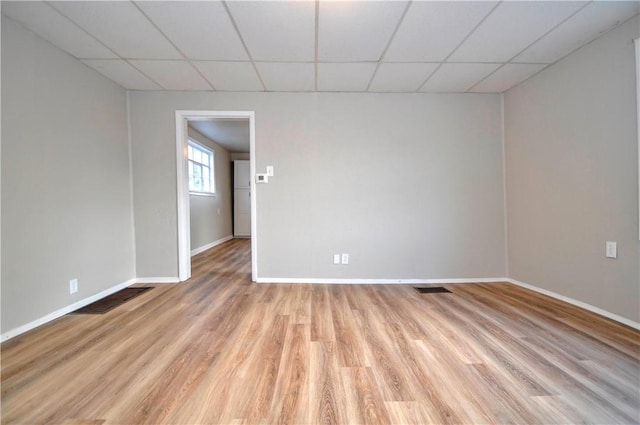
[256,173,268,183]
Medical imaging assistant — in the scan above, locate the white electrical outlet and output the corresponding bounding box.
[266,166,274,177]
[333,254,340,264]
[341,253,349,265]
[69,279,78,294]
[606,241,617,258]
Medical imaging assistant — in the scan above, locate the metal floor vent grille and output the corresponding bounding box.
[414,286,452,294]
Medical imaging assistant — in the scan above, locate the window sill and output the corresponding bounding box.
[189,192,216,197]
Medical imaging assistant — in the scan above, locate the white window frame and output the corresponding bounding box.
[188,139,215,196]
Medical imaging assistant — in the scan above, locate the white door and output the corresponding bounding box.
[233,160,251,237]
[234,160,250,189]
[234,188,251,237]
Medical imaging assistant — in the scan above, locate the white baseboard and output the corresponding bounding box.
[257,276,640,330]
[1,276,183,342]
[134,277,180,284]
[191,235,233,257]
[507,278,640,330]
[6,274,634,343]
[255,277,508,285]
[1,278,137,342]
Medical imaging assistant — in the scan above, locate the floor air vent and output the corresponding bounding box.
[414,286,451,294]
[72,287,153,314]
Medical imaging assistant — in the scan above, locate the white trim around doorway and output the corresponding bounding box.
[175,110,257,282]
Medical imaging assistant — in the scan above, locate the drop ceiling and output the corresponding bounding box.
[2,1,639,93]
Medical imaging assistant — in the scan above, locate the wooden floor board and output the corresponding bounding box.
[2,238,639,424]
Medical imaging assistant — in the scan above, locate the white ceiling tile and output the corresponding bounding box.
[317,63,377,92]
[136,1,247,61]
[369,63,438,92]
[82,59,162,90]
[194,61,263,91]
[449,1,587,62]
[385,1,497,62]
[421,63,501,93]
[470,64,547,93]
[226,1,315,61]
[50,1,182,59]
[514,1,640,63]
[319,1,408,61]
[6,0,634,94]
[256,63,315,92]
[1,1,117,59]
[129,60,212,90]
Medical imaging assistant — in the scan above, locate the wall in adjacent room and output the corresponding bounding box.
[129,92,506,281]
[1,16,135,335]
[188,127,233,254]
[504,16,640,323]
[231,153,250,161]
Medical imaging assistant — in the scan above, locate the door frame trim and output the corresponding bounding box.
[175,110,257,282]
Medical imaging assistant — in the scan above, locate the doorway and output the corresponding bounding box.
[175,110,257,282]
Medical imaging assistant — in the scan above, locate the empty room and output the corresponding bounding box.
[1,1,639,424]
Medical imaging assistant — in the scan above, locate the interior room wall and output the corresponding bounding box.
[231,153,250,161]
[504,16,640,323]
[188,127,232,254]
[1,16,135,335]
[129,92,506,281]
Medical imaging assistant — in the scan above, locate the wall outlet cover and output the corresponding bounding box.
[69,279,78,294]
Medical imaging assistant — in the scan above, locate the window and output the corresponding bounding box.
[188,140,215,195]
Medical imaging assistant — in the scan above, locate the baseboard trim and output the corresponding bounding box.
[1,278,137,342]
[255,277,508,285]
[134,277,180,284]
[507,278,640,330]
[1,276,183,342]
[6,274,634,342]
[191,235,233,257]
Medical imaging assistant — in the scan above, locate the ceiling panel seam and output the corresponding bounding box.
[314,0,319,92]
[45,1,165,90]
[131,1,215,91]
[505,1,591,64]
[416,0,502,93]
[43,1,117,60]
[222,0,267,92]
[365,0,414,92]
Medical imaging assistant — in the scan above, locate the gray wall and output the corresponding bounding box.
[129,92,506,280]
[188,127,232,253]
[231,153,250,161]
[1,16,135,333]
[3,8,636,334]
[504,16,640,323]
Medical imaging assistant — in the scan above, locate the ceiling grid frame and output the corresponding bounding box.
[2,0,638,93]
[365,0,415,92]
[415,0,501,93]
[131,0,216,91]
[467,0,592,93]
[314,0,319,92]
[41,0,117,60]
[221,0,267,92]
[45,0,168,90]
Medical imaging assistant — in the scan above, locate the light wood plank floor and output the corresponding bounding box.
[2,238,639,424]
